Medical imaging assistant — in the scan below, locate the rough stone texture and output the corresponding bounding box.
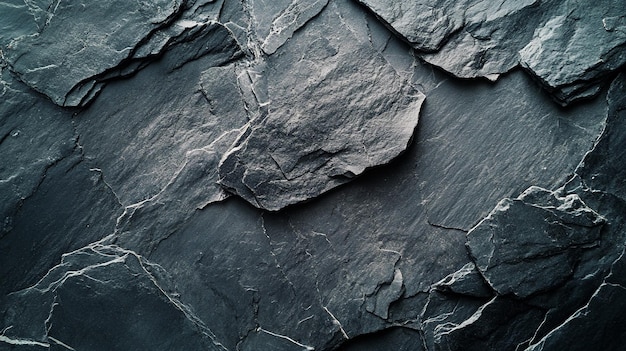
[74,47,245,207]
[217,4,425,211]
[518,73,626,351]
[0,68,121,299]
[4,0,184,106]
[414,73,626,351]
[526,248,626,351]
[258,0,330,55]
[411,70,606,231]
[433,262,492,298]
[0,67,75,234]
[2,244,224,350]
[467,186,605,298]
[519,0,626,103]
[354,0,469,52]
[2,1,626,351]
[356,0,626,104]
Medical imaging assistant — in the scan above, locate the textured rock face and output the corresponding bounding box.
[1,1,626,351]
[519,0,626,102]
[218,6,424,210]
[3,244,224,350]
[357,0,626,104]
[467,187,604,298]
[4,0,184,106]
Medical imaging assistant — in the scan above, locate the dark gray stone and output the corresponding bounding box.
[577,73,626,201]
[419,0,542,81]
[356,0,541,80]
[259,0,330,55]
[114,128,240,254]
[218,3,425,211]
[4,0,184,106]
[0,0,40,47]
[74,50,246,207]
[336,327,424,351]
[419,73,626,351]
[2,1,626,351]
[158,22,243,71]
[525,248,626,351]
[467,186,604,298]
[516,73,626,351]
[433,263,493,298]
[0,68,75,235]
[356,0,626,104]
[0,151,121,298]
[354,0,469,52]
[0,68,121,298]
[433,297,544,351]
[519,0,626,104]
[412,71,606,231]
[420,291,490,351]
[2,244,224,351]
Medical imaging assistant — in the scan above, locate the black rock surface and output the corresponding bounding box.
[1,1,625,350]
[467,186,604,298]
[218,4,425,210]
[356,0,626,105]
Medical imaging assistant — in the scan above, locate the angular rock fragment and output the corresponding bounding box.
[419,73,626,351]
[354,0,468,52]
[514,73,626,351]
[4,0,184,106]
[467,186,605,298]
[357,0,626,104]
[218,5,425,210]
[433,263,493,298]
[2,244,224,351]
[418,1,543,81]
[420,291,490,351]
[525,249,626,351]
[433,297,544,351]
[365,268,405,319]
[576,73,626,200]
[159,22,244,71]
[519,0,626,104]
[356,0,541,80]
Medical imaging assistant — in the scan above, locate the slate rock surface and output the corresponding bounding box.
[1,1,626,351]
[519,0,626,103]
[414,73,626,351]
[2,244,224,350]
[218,5,425,210]
[4,0,184,106]
[356,0,626,104]
[467,186,605,298]
[525,248,626,351]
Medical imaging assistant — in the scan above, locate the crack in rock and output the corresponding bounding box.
[356,0,626,104]
[3,242,227,351]
[467,186,605,298]
[218,3,424,210]
[4,0,186,106]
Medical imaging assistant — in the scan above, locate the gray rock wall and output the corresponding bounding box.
[1,0,625,350]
